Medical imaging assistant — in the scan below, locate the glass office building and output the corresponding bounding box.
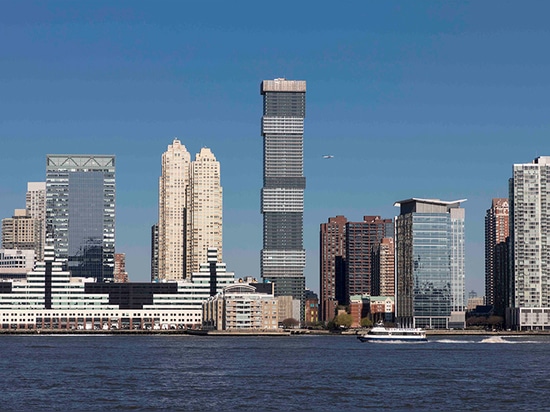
[395,198,466,329]
[46,155,115,282]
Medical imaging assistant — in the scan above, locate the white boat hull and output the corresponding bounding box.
[357,335,427,343]
[357,325,427,343]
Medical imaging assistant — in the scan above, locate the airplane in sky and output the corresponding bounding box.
[322,155,334,159]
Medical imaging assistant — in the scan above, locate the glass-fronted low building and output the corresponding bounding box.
[394,198,466,329]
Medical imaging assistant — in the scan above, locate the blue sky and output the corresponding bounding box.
[1,1,550,296]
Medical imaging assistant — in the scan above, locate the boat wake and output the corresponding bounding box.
[480,336,510,344]
[436,339,478,344]
[436,336,545,344]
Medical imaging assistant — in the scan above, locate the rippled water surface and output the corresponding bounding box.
[1,334,549,411]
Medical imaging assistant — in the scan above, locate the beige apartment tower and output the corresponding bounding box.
[1,209,40,253]
[372,237,395,297]
[158,139,222,281]
[188,147,223,276]
[26,182,46,261]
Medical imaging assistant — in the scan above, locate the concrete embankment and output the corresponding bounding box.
[0,329,188,335]
[3,328,544,336]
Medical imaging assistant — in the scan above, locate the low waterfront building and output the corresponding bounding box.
[203,283,278,330]
[349,294,369,328]
[0,246,236,330]
[0,249,35,280]
[277,295,301,325]
[349,295,395,327]
[305,290,319,326]
[370,296,395,323]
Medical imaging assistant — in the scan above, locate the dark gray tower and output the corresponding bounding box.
[260,78,306,323]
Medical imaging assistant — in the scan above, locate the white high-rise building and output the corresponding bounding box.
[509,156,550,330]
[157,139,222,281]
[26,182,46,261]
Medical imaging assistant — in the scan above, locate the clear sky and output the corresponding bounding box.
[1,1,550,296]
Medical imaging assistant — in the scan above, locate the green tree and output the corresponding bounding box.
[360,317,373,328]
[334,313,353,329]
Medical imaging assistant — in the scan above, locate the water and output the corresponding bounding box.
[1,334,549,411]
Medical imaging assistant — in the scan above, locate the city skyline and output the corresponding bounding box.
[3,2,550,295]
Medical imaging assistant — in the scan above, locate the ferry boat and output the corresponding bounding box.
[357,322,427,343]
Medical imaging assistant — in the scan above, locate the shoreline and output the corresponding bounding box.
[1,328,549,336]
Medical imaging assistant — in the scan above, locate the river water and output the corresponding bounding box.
[1,334,548,411]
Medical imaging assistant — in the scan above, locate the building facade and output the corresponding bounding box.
[114,253,129,283]
[203,284,278,331]
[372,237,395,297]
[157,140,222,281]
[46,155,115,282]
[158,139,191,281]
[2,209,40,254]
[188,147,223,276]
[319,215,347,322]
[394,198,466,329]
[345,216,393,298]
[484,198,509,314]
[0,246,237,330]
[508,156,550,330]
[26,182,46,261]
[305,289,319,326]
[260,78,306,322]
[0,249,35,279]
[151,223,159,282]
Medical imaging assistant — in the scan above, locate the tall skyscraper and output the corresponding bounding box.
[484,198,509,311]
[319,216,348,322]
[509,156,550,330]
[158,139,191,281]
[157,139,222,281]
[188,147,223,276]
[345,216,393,298]
[394,198,466,329]
[260,78,306,322]
[46,155,115,282]
[26,182,46,261]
